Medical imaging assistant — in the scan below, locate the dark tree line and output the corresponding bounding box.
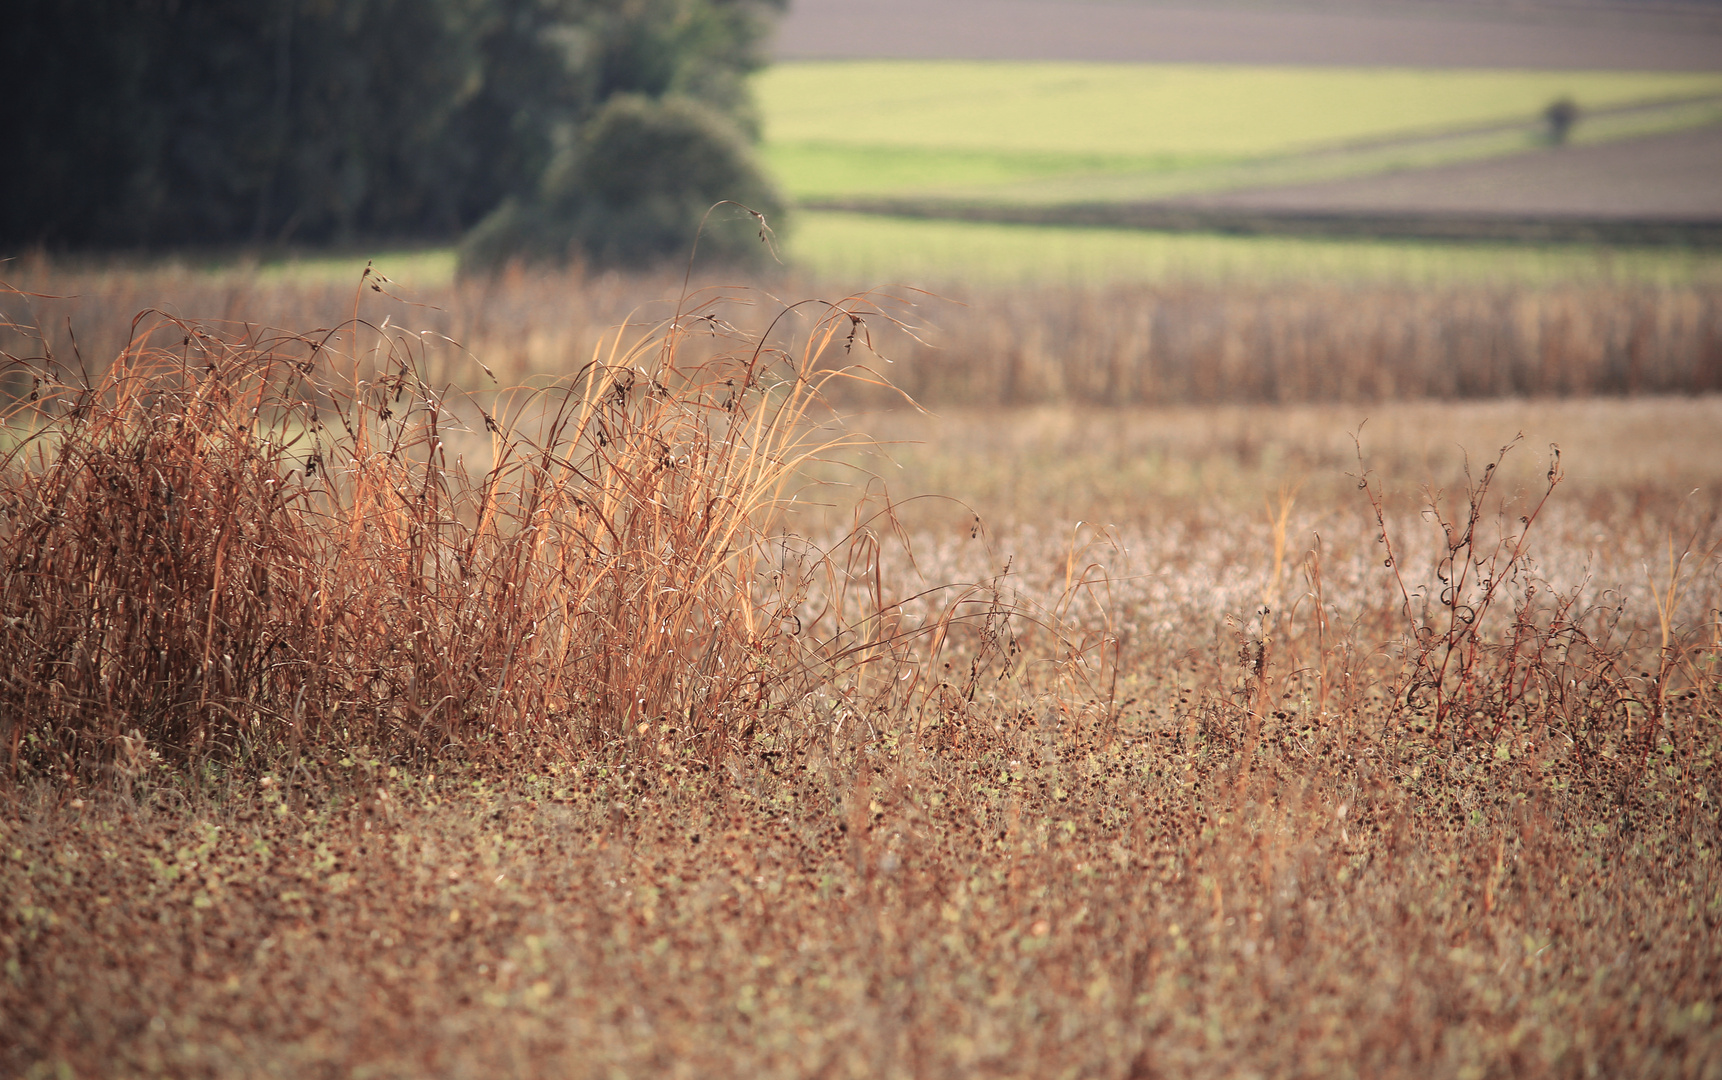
[3,0,786,267]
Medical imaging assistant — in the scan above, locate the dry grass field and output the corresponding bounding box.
[7,253,1720,405]
[2,264,1720,1078]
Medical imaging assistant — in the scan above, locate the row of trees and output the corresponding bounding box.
[4,0,787,268]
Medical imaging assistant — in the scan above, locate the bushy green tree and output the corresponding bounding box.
[460,93,784,272]
[1,0,784,260]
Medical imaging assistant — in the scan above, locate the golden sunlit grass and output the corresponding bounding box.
[2,267,1719,1079]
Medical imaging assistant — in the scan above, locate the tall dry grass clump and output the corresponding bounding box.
[0,280,999,781]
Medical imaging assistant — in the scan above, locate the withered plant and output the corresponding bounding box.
[1341,431,1721,776]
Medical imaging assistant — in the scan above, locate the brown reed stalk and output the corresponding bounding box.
[1340,430,1706,766]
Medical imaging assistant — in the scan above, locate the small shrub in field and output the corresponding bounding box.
[1544,96,1579,145]
[1349,434,1721,766]
[460,95,787,273]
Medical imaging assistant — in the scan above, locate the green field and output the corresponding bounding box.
[756,62,1722,203]
[42,216,1717,296]
[786,210,1722,287]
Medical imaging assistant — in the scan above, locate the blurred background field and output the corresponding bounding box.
[757,62,1722,206]
[785,211,1722,286]
[6,4,1722,1077]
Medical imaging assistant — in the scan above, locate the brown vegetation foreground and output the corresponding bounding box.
[2,283,1720,1078]
[5,712,1717,1079]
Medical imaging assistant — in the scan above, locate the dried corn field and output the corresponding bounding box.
[6,258,1721,407]
[878,281,1722,405]
[2,265,1720,1079]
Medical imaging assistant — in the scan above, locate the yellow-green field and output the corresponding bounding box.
[786,210,1722,288]
[756,61,1722,203]
[746,62,1722,288]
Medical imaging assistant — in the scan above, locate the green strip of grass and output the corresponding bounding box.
[36,220,1716,295]
[786,210,1722,287]
[759,143,1213,201]
[248,248,458,288]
